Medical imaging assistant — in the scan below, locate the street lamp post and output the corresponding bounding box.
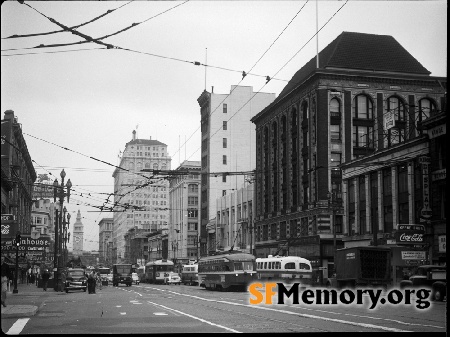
[53,169,72,291]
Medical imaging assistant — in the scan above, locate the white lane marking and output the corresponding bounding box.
[6,318,30,335]
[116,305,121,307]
[120,312,126,315]
[147,301,241,333]
[287,305,446,329]
[217,300,412,332]
[154,312,168,316]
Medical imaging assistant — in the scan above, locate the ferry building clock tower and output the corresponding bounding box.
[72,210,84,256]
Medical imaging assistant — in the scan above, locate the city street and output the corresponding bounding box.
[2,283,447,334]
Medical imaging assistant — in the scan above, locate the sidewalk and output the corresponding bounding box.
[1,282,64,318]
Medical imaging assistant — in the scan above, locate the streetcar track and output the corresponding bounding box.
[129,285,445,332]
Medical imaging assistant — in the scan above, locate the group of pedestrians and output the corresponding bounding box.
[87,271,103,294]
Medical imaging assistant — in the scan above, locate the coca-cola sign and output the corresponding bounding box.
[395,229,425,245]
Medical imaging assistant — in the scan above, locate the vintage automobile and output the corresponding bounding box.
[400,265,447,301]
[65,268,87,293]
[132,272,140,285]
[163,272,181,285]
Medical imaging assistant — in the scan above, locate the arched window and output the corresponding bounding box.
[301,102,308,120]
[385,96,406,147]
[353,95,373,119]
[128,162,134,170]
[330,98,341,118]
[387,96,406,121]
[418,98,436,122]
[153,163,158,170]
[291,107,298,127]
[145,162,151,169]
[136,162,142,171]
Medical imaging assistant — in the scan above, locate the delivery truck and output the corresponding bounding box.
[325,246,391,289]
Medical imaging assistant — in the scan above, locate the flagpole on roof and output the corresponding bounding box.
[316,0,319,68]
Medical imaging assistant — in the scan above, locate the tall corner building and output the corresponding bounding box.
[112,131,171,264]
[197,85,276,256]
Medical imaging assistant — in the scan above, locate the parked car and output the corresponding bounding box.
[132,273,140,285]
[164,272,181,285]
[400,265,447,301]
[106,274,113,283]
[65,268,87,293]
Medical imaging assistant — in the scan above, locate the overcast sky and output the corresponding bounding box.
[1,0,447,251]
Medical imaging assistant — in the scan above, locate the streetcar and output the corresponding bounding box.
[145,259,174,284]
[198,251,256,291]
[256,255,313,285]
[181,263,198,285]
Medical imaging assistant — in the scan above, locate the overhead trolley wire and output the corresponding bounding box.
[2,1,134,40]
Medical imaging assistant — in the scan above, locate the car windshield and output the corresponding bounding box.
[68,271,84,277]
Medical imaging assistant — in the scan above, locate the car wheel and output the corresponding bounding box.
[65,289,69,293]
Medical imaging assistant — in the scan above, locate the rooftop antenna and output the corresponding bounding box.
[205,48,207,90]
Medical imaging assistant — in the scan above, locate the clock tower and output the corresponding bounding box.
[72,210,84,256]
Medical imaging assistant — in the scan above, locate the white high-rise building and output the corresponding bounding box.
[112,131,171,264]
[197,85,275,255]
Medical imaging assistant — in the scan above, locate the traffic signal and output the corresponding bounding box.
[16,232,21,247]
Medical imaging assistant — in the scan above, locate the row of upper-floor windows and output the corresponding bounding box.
[268,95,437,134]
[261,96,438,154]
[127,152,168,158]
[128,162,168,170]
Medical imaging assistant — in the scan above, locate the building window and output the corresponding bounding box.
[223,121,227,130]
[330,153,341,169]
[223,138,227,148]
[330,98,341,118]
[223,155,227,165]
[223,103,227,113]
[222,190,226,196]
[416,98,437,136]
[353,126,374,147]
[330,124,341,141]
[353,95,373,119]
[222,174,226,183]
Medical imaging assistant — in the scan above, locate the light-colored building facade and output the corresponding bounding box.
[197,85,275,255]
[72,210,84,257]
[98,217,113,266]
[112,131,171,264]
[214,184,254,255]
[169,160,201,265]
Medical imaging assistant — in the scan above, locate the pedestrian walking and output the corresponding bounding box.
[1,256,11,307]
[87,272,96,294]
[42,269,50,291]
[96,272,102,291]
